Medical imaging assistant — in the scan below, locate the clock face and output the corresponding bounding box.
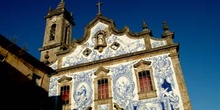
[52,17,57,22]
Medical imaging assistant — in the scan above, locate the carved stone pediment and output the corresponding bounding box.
[94,66,109,76]
[57,75,72,83]
[133,60,151,68]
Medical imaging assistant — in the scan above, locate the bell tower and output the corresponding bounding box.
[39,0,75,64]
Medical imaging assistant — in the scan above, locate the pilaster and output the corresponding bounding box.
[169,52,192,110]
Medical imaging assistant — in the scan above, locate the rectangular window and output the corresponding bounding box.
[98,79,109,99]
[60,85,70,105]
[138,70,153,92]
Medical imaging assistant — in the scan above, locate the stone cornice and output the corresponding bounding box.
[39,43,62,51]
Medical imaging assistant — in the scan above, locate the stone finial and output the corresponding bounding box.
[57,0,65,9]
[163,21,169,31]
[142,20,148,30]
[161,21,174,43]
[48,6,52,11]
[142,20,152,36]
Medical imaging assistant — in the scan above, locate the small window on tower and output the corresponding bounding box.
[50,24,56,41]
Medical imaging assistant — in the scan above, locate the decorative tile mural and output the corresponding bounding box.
[98,104,110,110]
[61,22,145,68]
[150,39,167,48]
[49,54,183,109]
[72,71,94,109]
[48,21,172,71]
[111,54,183,110]
[48,69,96,110]
[110,64,135,107]
[48,76,60,97]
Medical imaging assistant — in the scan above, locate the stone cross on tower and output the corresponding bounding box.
[96,1,103,15]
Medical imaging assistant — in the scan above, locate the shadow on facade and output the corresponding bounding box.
[0,61,62,110]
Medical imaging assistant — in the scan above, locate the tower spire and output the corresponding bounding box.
[96,1,103,16]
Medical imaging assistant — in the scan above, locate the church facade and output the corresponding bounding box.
[39,1,191,110]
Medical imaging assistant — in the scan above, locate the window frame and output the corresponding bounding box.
[57,76,72,109]
[134,60,157,99]
[93,66,113,110]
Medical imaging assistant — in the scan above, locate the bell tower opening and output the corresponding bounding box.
[50,24,56,41]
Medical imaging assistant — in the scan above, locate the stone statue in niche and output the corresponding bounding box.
[94,30,107,52]
[98,34,104,45]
